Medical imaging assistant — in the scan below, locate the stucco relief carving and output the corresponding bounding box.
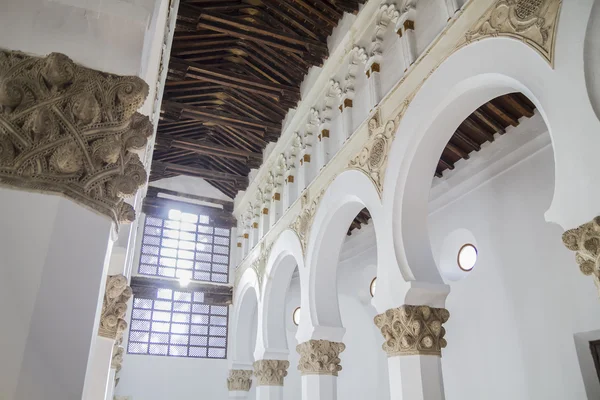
[374,305,450,357]
[459,0,562,66]
[296,339,345,376]
[250,241,273,293]
[253,359,289,386]
[99,274,133,340]
[290,188,325,253]
[348,99,411,196]
[227,369,253,391]
[0,51,152,223]
[562,216,600,295]
[111,342,124,371]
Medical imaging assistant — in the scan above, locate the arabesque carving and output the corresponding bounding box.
[459,0,562,66]
[374,305,450,357]
[227,369,253,391]
[349,100,411,196]
[290,188,325,253]
[562,216,600,295]
[297,339,345,376]
[250,241,273,293]
[0,50,152,223]
[99,274,132,340]
[253,359,289,386]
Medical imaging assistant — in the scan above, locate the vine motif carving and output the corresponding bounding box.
[0,50,152,224]
[562,216,600,295]
[459,0,562,66]
[290,188,325,253]
[296,340,345,376]
[227,369,253,391]
[250,241,273,293]
[374,305,450,357]
[253,359,289,386]
[99,274,133,340]
[348,100,411,197]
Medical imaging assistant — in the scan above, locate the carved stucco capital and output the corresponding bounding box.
[374,305,450,357]
[227,369,253,391]
[99,274,132,340]
[0,50,152,224]
[563,216,600,293]
[253,359,289,386]
[296,340,345,376]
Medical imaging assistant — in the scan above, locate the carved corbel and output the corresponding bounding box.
[563,217,600,296]
[99,275,132,340]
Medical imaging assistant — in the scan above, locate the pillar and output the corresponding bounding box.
[297,340,345,400]
[365,56,383,111]
[253,359,289,400]
[227,369,253,399]
[84,274,132,400]
[259,203,270,238]
[316,106,333,169]
[396,10,417,70]
[374,305,450,400]
[0,50,149,399]
[270,190,283,226]
[562,216,600,297]
[340,96,354,141]
[284,150,298,209]
[444,0,459,20]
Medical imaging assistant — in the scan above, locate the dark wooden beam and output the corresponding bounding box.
[152,161,248,185]
[156,133,263,162]
[130,276,233,306]
[472,109,506,135]
[485,101,519,127]
[445,141,469,159]
[452,129,481,152]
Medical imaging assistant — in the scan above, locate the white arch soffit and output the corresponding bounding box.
[256,229,304,359]
[231,267,259,365]
[300,169,382,342]
[381,3,600,284]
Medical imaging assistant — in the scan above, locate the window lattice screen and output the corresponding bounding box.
[127,289,228,358]
[139,210,230,283]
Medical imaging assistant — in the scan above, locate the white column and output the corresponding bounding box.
[257,386,284,400]
[444,0,459,19]
[388,355,445,400]
[84,336,114,400]
[374,305,450,400]
[396,10,417,70]
[339,97,354,141]
[365,56,383,110]
[259,204,270,238]
[105,368,117,400]
[270,191,282,226]
[301,375,337,400]
[230,391,251,399]
[283,174,297,210]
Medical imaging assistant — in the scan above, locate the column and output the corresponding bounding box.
[84,275,132,400]
[316,106,332,169]
[562,216,600,296]
[284,151,298,209]
[0,50,149,399]
[365,56,383,111]
[250,210,260,248]
[253,359,289,400]
[227,369,253,399]
[396,7,417,70]
[260,201,270,238]
[444,0,459,20]
[374,305,450,400]
[297,340,345,400]
[339,96,354,141]
[105,341,124,400]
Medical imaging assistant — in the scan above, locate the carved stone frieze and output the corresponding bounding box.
[99,274,132,340]
[227,369,253,391]
[348,100,411,196]
[459,0,562,66]
[111,344,124,372]
[250,241,273,293]
[562,216,600,295]
[289,188,324,253]
[374,305,450,357]
[296,339,345,376]
[253,359,289,386]
[0,50,152,223]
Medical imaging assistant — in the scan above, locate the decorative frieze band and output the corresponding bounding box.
[253,359,289,386]
[562,216,600,294]
[99,274,132,340]
[296,339,345,376]
[374,305,450,357]
[0,50,152,224]
[227,369,253,391]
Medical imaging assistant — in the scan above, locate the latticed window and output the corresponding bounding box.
[139,209,230,283]
[127,288,228,358]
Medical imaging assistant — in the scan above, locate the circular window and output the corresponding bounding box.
[292,307,301,326]
[457,244,477,271]
[370,277,377,297]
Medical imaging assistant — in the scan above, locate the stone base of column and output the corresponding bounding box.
[388,355,445,400]
[301,374,337,400]
[256,385,283,400]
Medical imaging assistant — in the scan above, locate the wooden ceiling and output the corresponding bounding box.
[151,0,365,198]
[347,92,537,235]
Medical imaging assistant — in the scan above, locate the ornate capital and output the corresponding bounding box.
[296,340,345,376]
[374,305,450,357]
[0,50,152,224]
[99,274,132,340]
[227,369,253,391]
[253,359,289,386]
[563,216,600,293]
